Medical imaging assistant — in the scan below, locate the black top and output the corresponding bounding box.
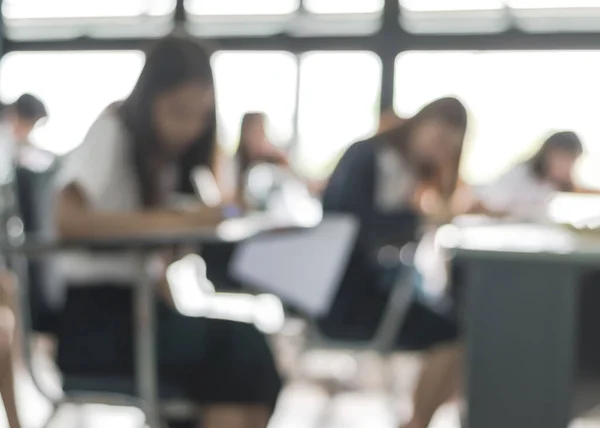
[319,136,419,340]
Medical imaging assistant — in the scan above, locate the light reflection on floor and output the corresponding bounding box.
[5,352,600,428]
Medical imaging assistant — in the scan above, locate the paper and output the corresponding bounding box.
[229,214,359,317]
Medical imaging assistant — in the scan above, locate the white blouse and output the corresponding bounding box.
[57,109,142,283]
[478,163,557,221]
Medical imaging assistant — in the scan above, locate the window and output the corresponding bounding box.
[400,0,504,11]
[297,52,381,179]
[0,51,144,155]
[290,0,383,36]
[185,0,297,15]
[395,51,600,189]
[509,0,600,8]
[185,0,297,36]
[508,0,600,32]
[2,0,175,39]
[211,52,297,153]
[304,0,383,14]
[399,0,508,33]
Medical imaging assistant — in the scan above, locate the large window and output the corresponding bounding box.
[399,0,507,33]
[395,51,600,188]
[508,0,600,32]
[211,52,298,153]
[297,51,381,178]
[185,0,298,36]
[304,0,383,14]
[399,0,600,33]
[2,0,175,39]
[185,0,297,15]
[0,51,144,154]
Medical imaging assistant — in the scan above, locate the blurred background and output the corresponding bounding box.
[2,1,600,428]
[4,0,600,188]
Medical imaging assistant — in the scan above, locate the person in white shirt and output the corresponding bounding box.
[55,37,281,428]
[479,131,584,220]
[0,94,48,183]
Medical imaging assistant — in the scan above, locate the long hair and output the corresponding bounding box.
[119,36,217,207]
[383,97,468,199]
[235,112,265,194]
[527,131,583,192]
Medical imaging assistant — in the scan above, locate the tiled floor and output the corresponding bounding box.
[5,351,600,428]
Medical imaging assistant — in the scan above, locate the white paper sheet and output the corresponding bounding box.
[229,214,359,317]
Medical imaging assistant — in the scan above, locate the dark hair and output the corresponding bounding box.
[1,94,48,122]
[235,112,265,195]
[528,131,583,192]
[384,96,468,198]
[119,36,216,207]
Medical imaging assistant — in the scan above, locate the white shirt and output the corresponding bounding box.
[57,109,142,283]
[478,163,557,221]
[0,120,16,185]
[375,144,415,212]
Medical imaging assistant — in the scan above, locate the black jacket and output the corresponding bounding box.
[320,136,419,340]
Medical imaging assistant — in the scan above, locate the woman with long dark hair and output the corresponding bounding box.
[233,112,291,205]
[322,97,469,338]
[322,98,475,428]
[480,131,585,220]
[55,37,281,428]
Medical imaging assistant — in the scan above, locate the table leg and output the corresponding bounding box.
[135,253,160,428]
[465,257,577,428]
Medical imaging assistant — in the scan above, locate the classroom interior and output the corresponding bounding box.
[2,1,600,428]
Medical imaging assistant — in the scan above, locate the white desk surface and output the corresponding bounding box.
[439,219,600,265]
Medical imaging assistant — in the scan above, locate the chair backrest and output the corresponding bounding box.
[229,214,359,317]
[15,162,62,333]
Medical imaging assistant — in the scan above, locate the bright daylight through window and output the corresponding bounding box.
[395,51,600,189]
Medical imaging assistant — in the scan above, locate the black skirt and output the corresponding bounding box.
[57,284,282,411]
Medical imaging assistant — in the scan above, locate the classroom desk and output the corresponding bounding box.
[0,213,316,428]
[440,223,600,428]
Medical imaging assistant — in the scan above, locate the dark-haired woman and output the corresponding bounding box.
[233,112,289,206]
[55,37,281,428]
[479,131,585,220]
[0,94,48,182]
[321,98,477,428]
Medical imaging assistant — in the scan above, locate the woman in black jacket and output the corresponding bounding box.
[322,97,471,428]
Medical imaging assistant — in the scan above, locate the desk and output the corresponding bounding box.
[1,213,314,428]
[441,223,600,428]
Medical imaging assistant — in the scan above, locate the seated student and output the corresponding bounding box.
[55,37,281,428]
[0,94,48,181]
[479,131,584,220]
[321,97,470,345]
[401,132,587,428]
[232,112,290,207]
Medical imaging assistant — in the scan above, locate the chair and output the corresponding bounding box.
[9,163,289,428]
[5,164,196,428]
[303,213,421,426]
[230,211,422,426]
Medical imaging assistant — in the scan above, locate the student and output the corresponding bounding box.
[233,112,289,206]
[0,94,48,182]
[402,131,587,428]
[321,96,468,347]
[479,131,584,220]
[55,37,281,428]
